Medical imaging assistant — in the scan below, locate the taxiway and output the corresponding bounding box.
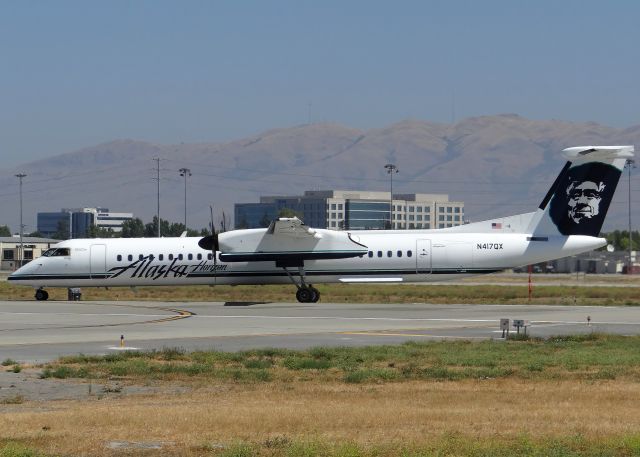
[1,300,640,363]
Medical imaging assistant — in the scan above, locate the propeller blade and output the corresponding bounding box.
[208,204,218,286]
[198,234,218,251]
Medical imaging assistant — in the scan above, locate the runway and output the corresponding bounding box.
[2,299,640,363]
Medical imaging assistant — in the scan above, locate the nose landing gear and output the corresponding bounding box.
[35,289,49,301]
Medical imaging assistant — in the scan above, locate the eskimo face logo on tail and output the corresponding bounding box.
[567,180,605,223]
[549,162,621,236]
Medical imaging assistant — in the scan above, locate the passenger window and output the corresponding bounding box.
[169,254,174,260]
[188,253,193,260]
[407,251,412,257]
[178,254,183,260]
[197,253,202,260]
[139,254,144,261]
[387,251,392,258]
[397,250,402,257]
[207,253,212,260]
[117,255,122,261]
[377,251,382,258]
[159,254,164,261]
[368,251,373,258]
[128,254,133,261]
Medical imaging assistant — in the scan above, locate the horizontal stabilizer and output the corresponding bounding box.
[561,145,634,162]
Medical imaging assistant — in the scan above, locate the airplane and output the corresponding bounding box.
[9,145,634,303]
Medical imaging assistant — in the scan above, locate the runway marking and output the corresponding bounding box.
[194,315,640,326]
[2,312,496,324]
[531,320,640,326]
[5,311,640,327]
[0,312,181,318]
[342,331,486,339]
[198,315,500,323]
[0,307,194,332]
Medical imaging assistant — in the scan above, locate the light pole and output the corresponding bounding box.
[626,159,636,274]
[179,168,192,228]
[153,158,161,237]
[15,173,26,268]
[384,164,398,229]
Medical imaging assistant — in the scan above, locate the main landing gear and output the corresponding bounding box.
[35,288,49,301]
[282,266,320,303]
[295,285,320,303]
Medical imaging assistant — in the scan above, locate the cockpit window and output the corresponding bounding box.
[42,248,70,257]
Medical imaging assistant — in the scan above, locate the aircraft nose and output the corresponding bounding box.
[9,261,40,279]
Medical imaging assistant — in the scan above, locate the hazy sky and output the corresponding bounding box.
[1,0,639,166]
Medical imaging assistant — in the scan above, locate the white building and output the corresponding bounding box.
[236,190,464,230]
[62,207,134,236]
[0,236,58,271]
[321,191,464,230]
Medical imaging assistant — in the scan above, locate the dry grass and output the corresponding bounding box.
[1,380,640,456]
[457,272,640,285]
[6,335,640,455]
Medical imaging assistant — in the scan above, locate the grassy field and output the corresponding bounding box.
[1,280,639,305]
[35,333,640,383]
[2,275,640,456]
[3,335,640,456]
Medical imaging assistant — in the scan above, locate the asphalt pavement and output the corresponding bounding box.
[2,299,639,363]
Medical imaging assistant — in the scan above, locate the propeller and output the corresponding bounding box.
[198,205,219,284]
[197,233,219,252]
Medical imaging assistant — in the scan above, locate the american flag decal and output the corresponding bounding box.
[492,222,502,229]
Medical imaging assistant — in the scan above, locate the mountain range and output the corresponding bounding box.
[0,114,637,233]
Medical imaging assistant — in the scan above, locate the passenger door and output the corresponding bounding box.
[90,244,106,279]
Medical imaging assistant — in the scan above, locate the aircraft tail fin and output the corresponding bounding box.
[528,146,634,237]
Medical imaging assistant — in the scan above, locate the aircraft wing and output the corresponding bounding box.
[217,218,368,264]
[267,217,320,238]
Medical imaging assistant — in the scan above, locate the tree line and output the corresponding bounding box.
[0,218,211,240]
[603,230,640,252]
[82,217,210,239]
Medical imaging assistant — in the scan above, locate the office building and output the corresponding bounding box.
[235,190,464,230]
[37,207,134,238]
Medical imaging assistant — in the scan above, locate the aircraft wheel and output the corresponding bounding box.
[35,289,49,301]
[296,287,314,303]
[310,286,320,303]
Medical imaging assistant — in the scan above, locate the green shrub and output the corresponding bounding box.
[218,443,255,457]
[155,347,186,361]
[282,357,331,370]
[243,359,273,369]
[0,443,44,457]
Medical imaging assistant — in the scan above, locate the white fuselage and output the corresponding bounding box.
[9,229,605,289]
